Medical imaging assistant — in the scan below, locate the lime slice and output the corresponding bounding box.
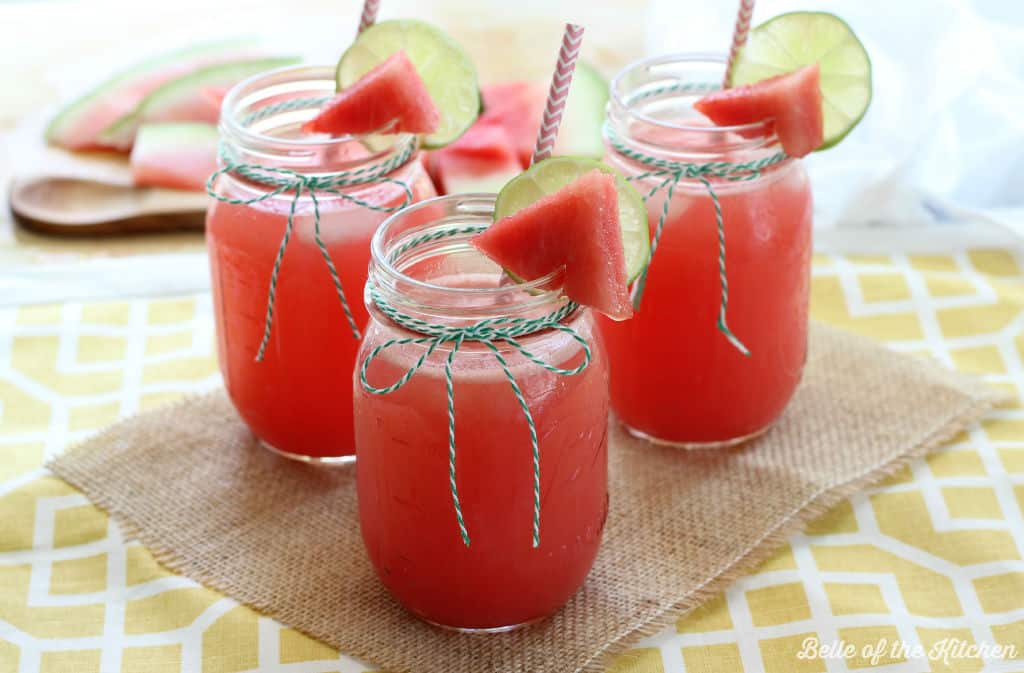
[337,19,479,149]
[494,157,650,283]
[729,11,871,149]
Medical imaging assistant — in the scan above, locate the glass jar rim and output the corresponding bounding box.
[609,52,776,146]
[219,63,416,169]
[370,194,565,311]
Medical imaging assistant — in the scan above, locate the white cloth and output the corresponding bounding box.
[647,0,1024,234]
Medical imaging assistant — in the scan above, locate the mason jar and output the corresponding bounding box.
[207,65,436,463]
[354,194,609,631]
[600,54,813,447]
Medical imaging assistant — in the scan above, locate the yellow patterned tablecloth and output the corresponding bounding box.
[2,250,1024,673]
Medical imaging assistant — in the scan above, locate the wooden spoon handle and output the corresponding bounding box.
[9,175,209,236]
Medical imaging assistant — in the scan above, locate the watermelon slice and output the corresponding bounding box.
[481,82,544,167]
[98,56,300,150]
[130,123,219,191]
[428,123,520,194]
[422,66,609,196]
[199,86,229,111]
[426,122,522,194]
[304,51,439,136]
[471,170,631,320]
[439,120,519,163]
[479,63,609,167]
[694,64,823,158]
[45,39,260,152]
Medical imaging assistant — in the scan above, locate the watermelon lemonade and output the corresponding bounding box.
[207,66,435,461]
[601,55,813,446]
[354,195,610,630]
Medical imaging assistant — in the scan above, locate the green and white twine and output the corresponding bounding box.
[206,97,415,361]
[609,81,790,356]
[358,226,592,548]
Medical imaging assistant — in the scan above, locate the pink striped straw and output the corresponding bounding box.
[530,23,585,166]
[722,0,755,87]
[357,0,380,35]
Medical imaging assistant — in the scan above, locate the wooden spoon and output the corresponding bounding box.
[9,174,209,236]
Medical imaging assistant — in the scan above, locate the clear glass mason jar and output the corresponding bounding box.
[354,194,609,631]
[207,65,436,464]
[599,54,813,448]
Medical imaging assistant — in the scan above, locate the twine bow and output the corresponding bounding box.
[607,81,789,356]
[206,97,416,360]
[359,228,591,548]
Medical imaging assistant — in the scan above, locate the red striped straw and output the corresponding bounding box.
[722,0,755,87]
[530,23,585,166]
[357,0,380,35]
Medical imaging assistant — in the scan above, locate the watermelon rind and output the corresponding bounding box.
[130,122,219,190]
[134,121,220,146]
[45,38,257,150]
[98,56,301,150]
[494,156,650,284]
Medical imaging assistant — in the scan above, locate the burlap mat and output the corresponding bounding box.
[50,323,1005,673]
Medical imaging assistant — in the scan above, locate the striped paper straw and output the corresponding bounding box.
[530,23,585,166]
[357,0,380,35]
[723,0,755,87]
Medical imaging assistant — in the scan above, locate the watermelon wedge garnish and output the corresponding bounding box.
[130,123,218,192]
[303,51,439,136]
[98,56,300,151]
[337,19,478,148]
[694,64,823,158]
[472,170,632,320]
[45,39,260,152]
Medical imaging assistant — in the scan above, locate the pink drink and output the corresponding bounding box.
[354,196,609,630]
[207,66,435,462]
[599,55,813,447]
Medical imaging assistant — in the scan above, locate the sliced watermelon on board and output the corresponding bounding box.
[130,122,218,191]
[427,122,522,194]
[471,170,631,320]
[422,65,609,196]
[480,82,544,167]
[45,39,261,152]
[199,86,229,112]
[479,62,609,167]
[303,51,439,136]
[98,56,300,151]
[694,64,823,158]
[437,120,519,163]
